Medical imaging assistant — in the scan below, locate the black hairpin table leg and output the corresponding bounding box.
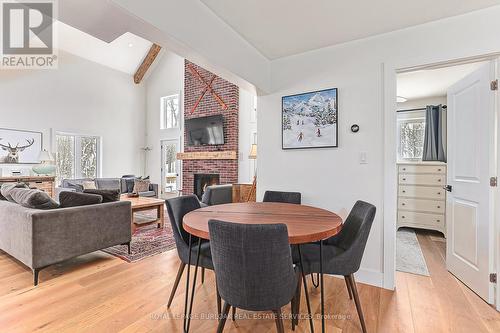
[320,240,325,333]
[297,245,314,333]
[183,236,202,333]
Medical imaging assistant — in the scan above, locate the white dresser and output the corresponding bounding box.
[397,163,446,236]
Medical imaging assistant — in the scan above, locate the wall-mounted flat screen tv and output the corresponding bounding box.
[186,115,225,146]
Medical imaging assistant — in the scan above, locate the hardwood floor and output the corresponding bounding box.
[0,230,498,332]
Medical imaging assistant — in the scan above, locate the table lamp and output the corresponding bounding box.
[247,144,257,201]
[32,150,56,175]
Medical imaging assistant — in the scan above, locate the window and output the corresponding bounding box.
[398,117,426,161]
[160,94,180,129]
[55,133,100,183]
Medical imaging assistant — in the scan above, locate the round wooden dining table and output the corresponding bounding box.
[182,202,343,333]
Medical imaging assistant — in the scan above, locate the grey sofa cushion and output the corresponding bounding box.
[10,188,59,210]
[83,189,120,202]
[61,178,93,188]
[96,178,121,190]
[66,182,84,192]
[1,183,29,202]
[59,191,103,208]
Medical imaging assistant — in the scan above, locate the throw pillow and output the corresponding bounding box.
[0,182,29,202]
[59,191,103,208]
[124,178,136,193]
[82,181,97,190]
[83,189,121,203]
[10,188,59,210]
[133,179,150,193]
[66,182,84,192]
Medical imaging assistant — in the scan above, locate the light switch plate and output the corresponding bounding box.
[359,151,367,164]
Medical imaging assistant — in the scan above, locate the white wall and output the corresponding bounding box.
[144,50,185,186]
[238,88,257,183]
[0,51,145,179]
[258,6,500,287]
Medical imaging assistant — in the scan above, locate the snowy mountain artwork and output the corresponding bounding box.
[282,88,338,149]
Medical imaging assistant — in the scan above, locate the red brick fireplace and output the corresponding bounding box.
[181,60,239,194]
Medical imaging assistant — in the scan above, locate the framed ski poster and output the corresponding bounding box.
[282,88,338,149]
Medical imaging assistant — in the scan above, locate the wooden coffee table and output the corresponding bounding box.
[120,195,165,234]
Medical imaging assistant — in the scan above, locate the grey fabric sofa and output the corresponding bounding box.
[0,200,132,285]
[200,184,233,207]
[56,177,159,200]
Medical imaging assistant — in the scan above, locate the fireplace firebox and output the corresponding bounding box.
[194,174,220,199]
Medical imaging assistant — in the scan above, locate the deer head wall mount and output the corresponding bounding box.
[0,138,35,163]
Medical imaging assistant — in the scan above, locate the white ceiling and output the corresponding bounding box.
[56,21,152,74]
[200,0,500,59]
[397,62,486,101]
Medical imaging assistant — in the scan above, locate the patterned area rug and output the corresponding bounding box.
[102,211,176,263]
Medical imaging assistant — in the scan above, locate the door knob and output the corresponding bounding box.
[444,185,452,192]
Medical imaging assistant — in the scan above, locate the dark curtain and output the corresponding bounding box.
[422,105,446,162]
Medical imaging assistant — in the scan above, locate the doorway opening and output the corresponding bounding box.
[394,59,498,310]
[161,139,181,199]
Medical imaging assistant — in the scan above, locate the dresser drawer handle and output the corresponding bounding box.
[438,168,442,171]
[402,168,406,171]
[402,190,406,193]
[402,203,406,206]
[437,192,441,195]
[402,178,406,181]
[402,216,405,218]
[437,179,442,182]
[437,205,441,209]
[436,219,440,222]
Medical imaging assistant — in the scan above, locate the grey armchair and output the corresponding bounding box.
[200,184,233,207]
[208,220,297,333]
[293,200,376,333]
[263,190,302,204]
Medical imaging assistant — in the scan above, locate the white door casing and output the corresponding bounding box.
[446,61,496,304]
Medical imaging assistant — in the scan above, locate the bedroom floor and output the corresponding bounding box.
[395,229,500,332]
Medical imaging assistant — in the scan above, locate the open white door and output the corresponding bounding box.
[446,61,497,304]
[161,139,181,195]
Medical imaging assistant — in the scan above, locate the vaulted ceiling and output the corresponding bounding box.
[57,22,152,75]
[200,0,500,59]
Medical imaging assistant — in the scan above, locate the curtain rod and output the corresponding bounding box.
[397,105,447,113]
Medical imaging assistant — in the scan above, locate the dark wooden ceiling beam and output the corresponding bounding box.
[134,43,162,84]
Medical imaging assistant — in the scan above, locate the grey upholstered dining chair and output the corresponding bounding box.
[293,200,376,333]
[263,190,302,204]
[208,220,297,333]
[165,195,219,311]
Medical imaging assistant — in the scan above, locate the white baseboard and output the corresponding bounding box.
[327,269,384,289]
[354,268,384,288]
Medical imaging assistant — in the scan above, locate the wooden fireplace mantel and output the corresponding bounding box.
[176,151,237,160]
